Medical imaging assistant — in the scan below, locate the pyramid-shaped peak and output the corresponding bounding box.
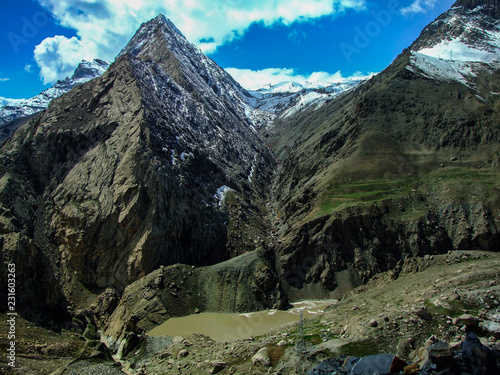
[116,14,248,108]
[148,14,183,34]
[118,14,190,59]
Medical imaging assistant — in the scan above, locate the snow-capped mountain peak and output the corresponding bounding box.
[71,59,109,80]
[0,59,110,144]
[413,0,500,63]
[119,14,249,101]
[0,59,110,126]
[407,0,500,88]
[245,76,369,124]
[254,81,305,94]
[119,15,371,130]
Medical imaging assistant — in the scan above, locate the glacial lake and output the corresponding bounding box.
[147,300,335,342]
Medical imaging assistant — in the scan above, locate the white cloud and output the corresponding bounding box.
[34,0,367,83]
[224,67,374,90]
[24,64,33,73]
[401,0,437,15]
[0,78,10,82]
[34,35,96,84]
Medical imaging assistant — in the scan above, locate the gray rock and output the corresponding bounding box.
[252,347,270,367]
[207,360,226,374]
[480,321,500,339]
[462,332,499,375]
[453,314,479,328]
[428,341,453,370]
[412,306,431,320]
[351,354,406,375]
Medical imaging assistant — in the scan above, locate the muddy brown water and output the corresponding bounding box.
[147,300,336,342]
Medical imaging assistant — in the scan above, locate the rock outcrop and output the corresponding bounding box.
[102,250,287,345]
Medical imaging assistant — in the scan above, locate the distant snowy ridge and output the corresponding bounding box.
[251,77,370,95]
[0,97,23,108]
[0,59,109,127]
[244,77,369,126]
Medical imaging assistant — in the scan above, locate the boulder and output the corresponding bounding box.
[404,363,420,374]
[411,306,431,320]
[462,332,499,375]
[342,356,360,373]
[207,360,226,374]
[252,347,270,367]
[409,346,429,369]
[480,321,500,339]
[177,349,189,359]
[428,341,454,370]
[453,314,478,328]
[308,355,348,374]
[351,354,406,375]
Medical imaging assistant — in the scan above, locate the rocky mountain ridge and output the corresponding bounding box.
[0,59,109,144]
[407,0,500,91]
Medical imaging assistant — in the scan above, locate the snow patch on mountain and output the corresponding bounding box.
[254,81,308,94]
[214,185,235,205]
[281,90,327,119]
[408,2,500,87]
[407,52,489,88]
[418,37,500,63]
[416,8,500,63]
[0,97,23,108]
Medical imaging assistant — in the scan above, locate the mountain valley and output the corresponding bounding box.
[0,0,499,374]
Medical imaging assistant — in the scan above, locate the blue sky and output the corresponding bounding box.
[0,0,455,99]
